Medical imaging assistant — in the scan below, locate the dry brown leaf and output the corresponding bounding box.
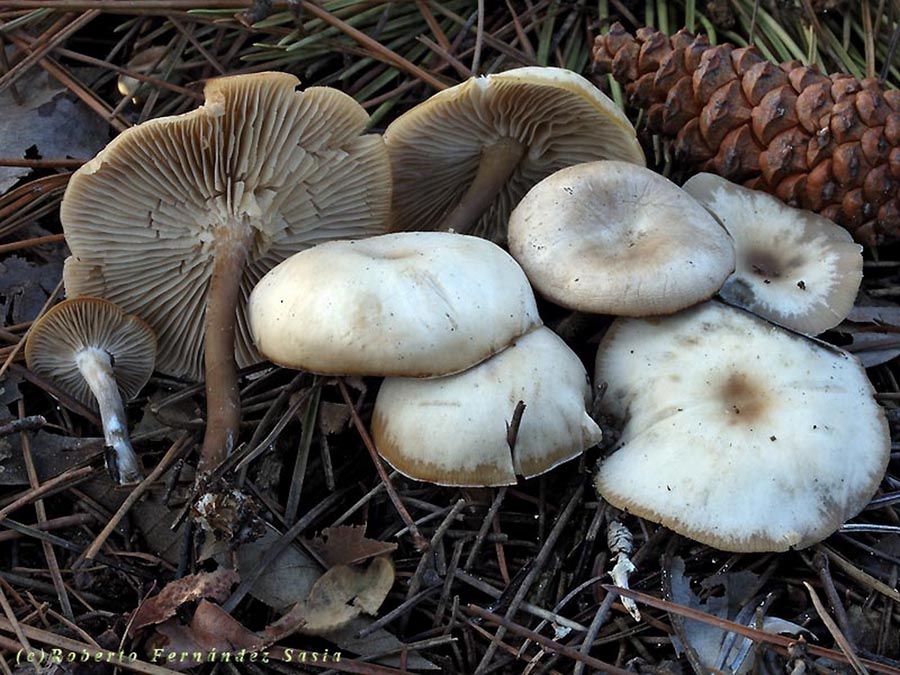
[148,600,263,671]
[264,556,394,640]
[318,400,352,435]
[130,569,239,635]
[304,525,398,567]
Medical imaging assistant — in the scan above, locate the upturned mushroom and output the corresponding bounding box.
[683,172,864,335]
[508,161,736,316]
[593,301,889,552]
[372,326,602,486]
[248,232,541,377]
[25,298,157,484]
[384,67,645,243]
[61,72,391,473]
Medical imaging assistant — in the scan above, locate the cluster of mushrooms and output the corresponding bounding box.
[23,66,890,555]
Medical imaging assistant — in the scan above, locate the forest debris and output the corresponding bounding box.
[665,557,810,674]
[304,524,398,567]
[148,599,262,671]
[0,68,106,193]
[0,431,100,485]
[130,569,240,635]
[263,556,394,639]
[607,519,640,621]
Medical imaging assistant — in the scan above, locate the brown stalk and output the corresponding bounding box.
[195,229,254,474]
[438,138,525,234]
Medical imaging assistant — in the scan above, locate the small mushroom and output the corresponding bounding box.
[683,172,863,335]
[594,301,890,552]
[508,161,735,316]
[372,326,602,486]
[62,72,391,473]
[25,298,157,484]
[248,232,541,377]
[384,67,645,243]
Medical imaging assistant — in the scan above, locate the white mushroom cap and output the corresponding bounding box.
[248,232,541,377]
[62,71,391,380]
[508,161,735,316]
[594,301,889,552]
[385,66,645,242]
[683,173,863,335]
[372,326,602,486]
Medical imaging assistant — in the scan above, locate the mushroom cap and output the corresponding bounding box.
[683,173,863,335]
[25,297,157,409]
[62,71,391,380]
[508,161,736,316]
[384,66,645,242]
[248,232,542,377]
[372,326,602,486]
[594,301,889,552]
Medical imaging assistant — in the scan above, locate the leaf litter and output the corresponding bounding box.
[1,2,900,674]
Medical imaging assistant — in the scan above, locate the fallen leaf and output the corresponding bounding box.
[148,600,262,671]
[318,401,352,435]
[0,431,101,485]
[221,523,321,611]
[323,619,439,671]
[0,256,63,326]
[0,67,107,194]
[665,557,811,675]
[0,370,23,407]
[264,556,394,640]
[130,569,239,635]
[304,525,398,567]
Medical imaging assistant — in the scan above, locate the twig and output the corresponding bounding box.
[83,433,191,560]
[0,233,66,256]
[337,378,428,550]
[466,604,632,675]
[604,584,900,675]
[803,581,869,675]
[0,616,182,675]
[18,400,73,620]
[0,415,45,437]
[464,486,506,569]
[473,484,584,674]
[0,466,94,521]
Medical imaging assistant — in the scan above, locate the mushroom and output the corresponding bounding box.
[384,67,645,243]
[372,326,602,486]
[508,161,736,316]
[25,298,157,484]
[248,231,541,377]
[593,301,890,552]
[683,172,863,335]
[61,72,391,473]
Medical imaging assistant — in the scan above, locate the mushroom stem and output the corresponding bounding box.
[75,347,142,484]
[197,226,254,474]
[438,137,525,235]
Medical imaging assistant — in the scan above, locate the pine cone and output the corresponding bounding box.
[593,23,900,245]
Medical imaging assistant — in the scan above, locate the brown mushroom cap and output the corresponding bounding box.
[508,161,736,316]
[62,71,391,380]
[384,66,645,243]
[25,297,156,408]
[683,173,863,335]
[594,301,890,552]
